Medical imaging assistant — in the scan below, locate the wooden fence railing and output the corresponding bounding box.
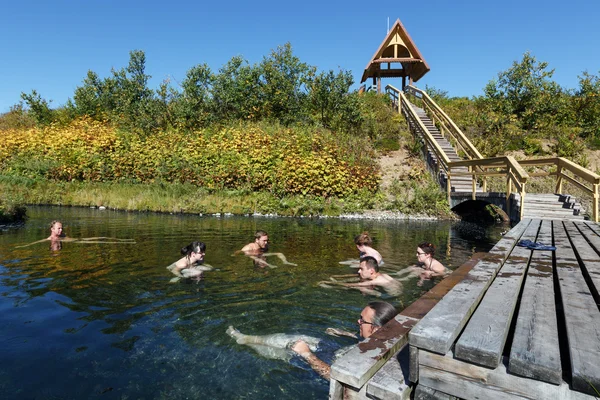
[386,84,600,222]
[404,85,483,161]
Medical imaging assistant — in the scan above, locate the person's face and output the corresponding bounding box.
[416,247,428,262]
[256,235,269,250]
[50,222,63,237]
[358,306,378,338]
[192,249,205,262]
[358,262,374,280]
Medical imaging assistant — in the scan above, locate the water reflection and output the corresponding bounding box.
[0,207,504,399]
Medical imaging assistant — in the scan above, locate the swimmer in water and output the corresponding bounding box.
[167,241,213,282]
[396,241,448,286]
[339,232,383,268]
[16,220,136,250]
[238,230,297,268]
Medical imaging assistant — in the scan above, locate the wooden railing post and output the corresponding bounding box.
[555,164,563,194]
[594,183,599,223]
[470,166,476,200]
[520,183,526,221]
[482,176,487,193]
[447,172,452,204]
[506,166,512,220]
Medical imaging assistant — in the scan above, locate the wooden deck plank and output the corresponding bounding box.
[454,219,541,368]
[565,222,600,301]
[414,384,459,400]
[582,221,600,237]
[572,222,600,298]
[366,346,412,400]
[418,350,596,400]
[331,314,418,388]
[553,221,600,396]
[409,220,532,355]
[508,219,562,385]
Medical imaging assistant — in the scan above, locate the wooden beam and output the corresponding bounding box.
[409,220,531,355]
[554,221,600,396]
[418,350,595,400]
[454,220,540,368]
[372,58,424,64]
[508,219,562,384]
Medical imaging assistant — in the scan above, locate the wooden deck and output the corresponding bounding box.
[409,218,600,399]
[329,252,487,399]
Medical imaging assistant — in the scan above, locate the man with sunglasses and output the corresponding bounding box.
[291,301,398,381]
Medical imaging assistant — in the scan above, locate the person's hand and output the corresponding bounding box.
[292,340,311,356]
[326,328,358,339]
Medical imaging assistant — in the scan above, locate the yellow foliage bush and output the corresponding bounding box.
[0,118,380,197]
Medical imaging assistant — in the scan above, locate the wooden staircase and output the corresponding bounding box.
[521,193,585,220]
[411,104,481,193]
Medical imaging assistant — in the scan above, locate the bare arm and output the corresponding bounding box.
[15,239,49,248]
[263,252,297,266]
[292,341,330,381]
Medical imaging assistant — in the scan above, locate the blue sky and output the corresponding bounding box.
[1,0,599,113]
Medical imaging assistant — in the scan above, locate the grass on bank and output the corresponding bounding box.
[0,192,27,224]
[0,172,452,218]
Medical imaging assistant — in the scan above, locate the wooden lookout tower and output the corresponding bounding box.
[361,18,430,93]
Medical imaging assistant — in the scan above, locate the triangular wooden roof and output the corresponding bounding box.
[360,18,430,83]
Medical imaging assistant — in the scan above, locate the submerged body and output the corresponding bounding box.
[226,326,321,361]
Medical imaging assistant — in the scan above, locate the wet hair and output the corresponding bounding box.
[417,241,435,257]
[254,230,268,240]
[367,301,398,327]
[360,256,379,272]
[181,241,206,258]
[354,232,373,246]
[50,220,62,229]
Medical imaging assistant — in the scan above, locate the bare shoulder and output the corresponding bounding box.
[431,259,446,273]
[241,243,258,252]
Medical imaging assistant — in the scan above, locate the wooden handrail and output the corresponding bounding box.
[385,84,599,222]
[405,85,483,161]
[518,157,600,184]
[399,92,451,166]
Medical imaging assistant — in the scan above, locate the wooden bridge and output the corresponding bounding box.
[387,85,600,224]
[328,85,600,399]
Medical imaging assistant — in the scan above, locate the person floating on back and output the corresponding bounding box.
[167,241,213,282]
[291,301,399,381]
[16,220,135,251]
[238,230,296,268]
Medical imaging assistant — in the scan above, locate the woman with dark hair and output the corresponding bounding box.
[167,241,212,281]
[395,241,447,286]
[416,241,446,278]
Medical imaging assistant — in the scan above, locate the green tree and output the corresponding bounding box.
[171,64,214,130]
[574,71,600,140]
[307,69,360,132]
[20,90,54,126]
[73,70,105,119]
[259,43,314,124]
[211,55,263,121]
[482,52,562,130]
